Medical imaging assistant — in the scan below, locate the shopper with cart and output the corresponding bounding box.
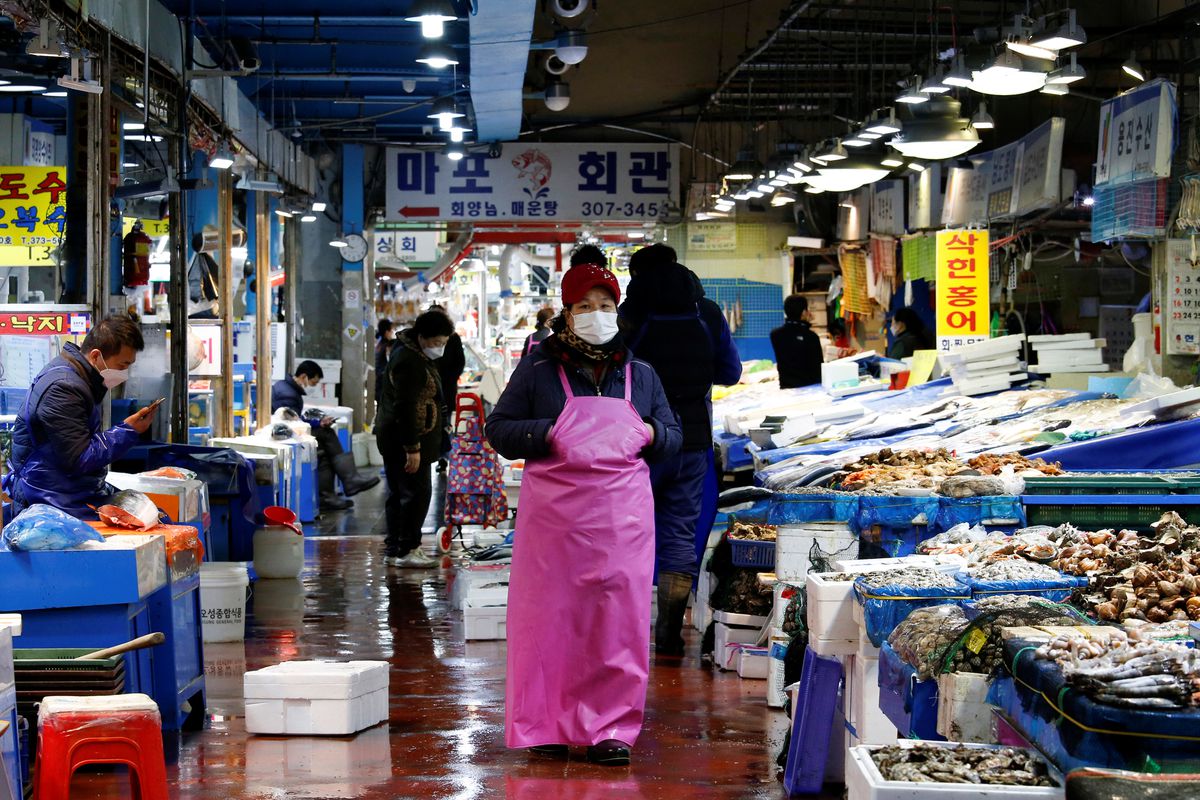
[487,260,681,766]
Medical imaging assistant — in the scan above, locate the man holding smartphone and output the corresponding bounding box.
[5,314,159,519]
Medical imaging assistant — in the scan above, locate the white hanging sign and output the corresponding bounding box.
[1095,78,1176,187]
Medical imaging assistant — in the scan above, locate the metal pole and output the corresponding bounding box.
[167,176,188,443]
[255,193,272,425]
[217,170,234,437]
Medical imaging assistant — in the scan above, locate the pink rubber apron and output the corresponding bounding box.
[505,363,655,748]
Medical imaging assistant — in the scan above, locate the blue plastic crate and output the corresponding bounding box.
[146,572,205,731]
[729,538,774,570]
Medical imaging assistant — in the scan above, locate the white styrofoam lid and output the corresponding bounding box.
[40,693,159,717]
[0,614,21,635]
[244,660,389,700]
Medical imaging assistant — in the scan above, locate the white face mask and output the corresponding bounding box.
[571,310,620,345]
[423,345,446,360]
[98,355,129,390]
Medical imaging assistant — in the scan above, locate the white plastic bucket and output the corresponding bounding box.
[253,527,305,578]
[199,564,250,643]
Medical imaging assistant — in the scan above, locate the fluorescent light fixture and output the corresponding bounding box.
[555,29,589,65]
[405,0,458,39]
[627,231,646,239]
[27,18,70,57]
[428,97,465,128]
[818,140,848,162]
[724,148,761,182]
[745,190,764,199]
[208,148,235,170]
[0,84,45,93]
[812,159,891,192]
[896,79,928,104]
[544,79,570,112]
[844,134,871,148]
[771,190,797,206]
[236,173,285,194]
[756,180,775,193]
[1041,83,1069,96]
[275,209,293,218]
[1048,53,1086,84]
[123,122,145,131]
[330,238,349,248]
[58,56,102,94]
[971,50,1048,95]
[920,70,951,94]
[300,214,317,222]
[865,108,902,135]
[860,131,882,140]
[792,158,813,173]
[449,127,465,143]
[907,162,926,172]
[122,161,139,168]
[732,189,752,201]
[43,90,67,97]
[971,103,995,130]
[769,176,789,187]
[124,134,164,142]
[446,142,466,161]
[804,185,825,194]
[1007,38,1057,61]
[311,202,327,212]
[114,168,179,200]
[881,156,904,168]
[1123,51,1145,82]
[944,56,973,87]
[416,42,459,69]
[1032,10,1086,50]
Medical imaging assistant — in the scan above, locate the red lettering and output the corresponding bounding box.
[32,171,66,205]
[0,174,29,201]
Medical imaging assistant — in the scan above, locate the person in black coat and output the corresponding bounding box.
[888,307,933,360]
[428,305,466,428]
[619,243,742,657]
[771,294,825,389]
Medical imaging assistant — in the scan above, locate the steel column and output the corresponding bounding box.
[255,193,272,426]
[217,169,234,437]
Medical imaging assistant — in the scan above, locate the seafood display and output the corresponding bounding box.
[726,522,777,542]
[1034,630,1200,708]
[856,567,961,591]
[966,454,1064,476]
[95,490,160,531]
[869,744,1057,786]
[837,448,963,492]
[139,467,198,481]
[888,605,970,680]
[968,561,1064,582]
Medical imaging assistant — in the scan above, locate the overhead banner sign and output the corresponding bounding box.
[942,118,1064,227]
[1096,78,1176,187]
[0,309,89,336]
[935,229,990,353]
[385,143,679,222]
[0,166,67,267]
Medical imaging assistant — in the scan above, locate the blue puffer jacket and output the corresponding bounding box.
[5,343,140,518]
[271,374,321,431]
[485,336,683,463]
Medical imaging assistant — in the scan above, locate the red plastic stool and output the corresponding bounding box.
[34,694,168,800]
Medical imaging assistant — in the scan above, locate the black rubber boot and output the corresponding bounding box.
[654,571,693,657]
[318,463,352,512]
[333,452,381,497]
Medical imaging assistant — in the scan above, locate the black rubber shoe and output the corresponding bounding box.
[320,496,353,512]
[587,740,630,766]
[343,476,381,497]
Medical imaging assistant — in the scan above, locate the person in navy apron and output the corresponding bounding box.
[486,260,682,766]
[5,315,156,519]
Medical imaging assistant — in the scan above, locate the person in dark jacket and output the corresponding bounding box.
[771,295,825,389]
[888,306,933,360]
[428,304,466,428]
[375,311,455,568]
[487,261,681,766]
[273,361,378,513]
[521,306,555,358]
[374,318,395,400]
[5,315,157,518]
[619,243,742,657]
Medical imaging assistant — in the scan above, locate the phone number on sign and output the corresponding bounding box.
[0,236,62,247]
[579,202,665,218]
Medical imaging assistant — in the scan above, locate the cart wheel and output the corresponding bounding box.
[437,526,455,554]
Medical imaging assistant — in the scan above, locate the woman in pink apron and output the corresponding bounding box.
[486,258,682,766]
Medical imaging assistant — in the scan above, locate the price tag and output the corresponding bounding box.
[965,628,989,654]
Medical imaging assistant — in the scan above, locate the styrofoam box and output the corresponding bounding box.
[246,726,391,796]
[777,523,856,582]
[465,584,508,608]
[452,565,510,610]
[847,741,1064,800]
[737,646,770,680]
[0,627,12,694]
[844,654,895,746]
[807,572,861,643]
[464,604,507,641]
[715,622,761,671]
[0,616,21,636]
[713,610,769,628]
[936,672,995,744]
[244,660,389,736]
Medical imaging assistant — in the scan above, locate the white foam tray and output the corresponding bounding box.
[715,621,761,670]
[464,605,507,640]
[847,741,1064,800]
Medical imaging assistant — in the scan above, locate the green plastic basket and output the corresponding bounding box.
[1022,494,1200,530]
[1023,474,1200,497]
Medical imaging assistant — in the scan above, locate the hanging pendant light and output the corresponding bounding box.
[809,152,892,192]
[1040,83,1069,96]
[889,97,980,160]
[416,42,459,69]
[1122,51,1145,82]
[1047,53,1086,85]
[405,0,459,39]
[1032,10,1086,51]
[920,69,951,95]
[815,140,848,163]
[970,102,994,130]
[865,108,903,135]
[970,49,1048,95]
[428,96,465,129]
[896,77,928,105]
[944,55,973,88]
[724,147,761,182]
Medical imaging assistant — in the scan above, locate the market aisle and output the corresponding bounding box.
[76,484,808,799]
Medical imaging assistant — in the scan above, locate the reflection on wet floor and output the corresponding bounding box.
[75,483,819,799]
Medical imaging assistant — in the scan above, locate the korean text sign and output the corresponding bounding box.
[0,166,67,266]
[1095,78,1176,187]
[0,310,89,336]
[935,229,990,352]
[385,144,679,222]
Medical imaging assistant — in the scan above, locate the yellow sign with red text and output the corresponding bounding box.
[0,166,67,267]
[935,229,990,353]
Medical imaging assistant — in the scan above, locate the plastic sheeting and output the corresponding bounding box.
[853,577,970,647]
[1037,417,1200,470]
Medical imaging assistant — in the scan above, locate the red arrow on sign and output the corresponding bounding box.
[399,206,440,217]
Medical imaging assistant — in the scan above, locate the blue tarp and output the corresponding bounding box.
[1037,417,1200,470]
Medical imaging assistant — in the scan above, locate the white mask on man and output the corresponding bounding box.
[98,355,129,390]
[571,310,620,345]
[423,345,447,360]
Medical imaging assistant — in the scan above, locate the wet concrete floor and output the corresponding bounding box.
[75,481,832,799]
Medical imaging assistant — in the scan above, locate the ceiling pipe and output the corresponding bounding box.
[216,16,420,25]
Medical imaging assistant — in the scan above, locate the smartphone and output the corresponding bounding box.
[142,397,166,415]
